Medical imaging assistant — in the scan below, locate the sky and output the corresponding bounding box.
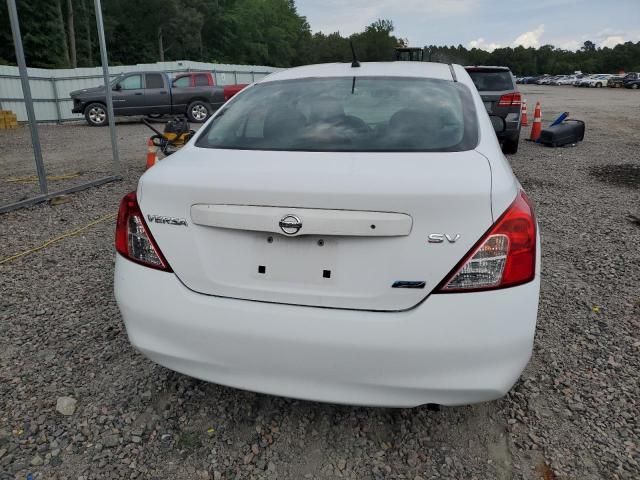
[294,0,640,51]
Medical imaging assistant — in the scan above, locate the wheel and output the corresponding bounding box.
[596,82,602,88]
[146,113,164,119]
[84,102,108,126]
[502,136,519,155]
[632,84,639,90]
[187,101,211,123]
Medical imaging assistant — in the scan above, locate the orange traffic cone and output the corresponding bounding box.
[521,99,529,126]
[146,138,157,169]
[529,101,542,141]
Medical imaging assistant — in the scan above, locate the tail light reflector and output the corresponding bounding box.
[435,191,536,292]
[115,192,172,272]
[498,92,522,107]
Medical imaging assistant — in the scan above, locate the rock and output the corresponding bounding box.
[56,396,77,416]
[102,433,120,448]
[30,454,44,466]
[131,435,142,443]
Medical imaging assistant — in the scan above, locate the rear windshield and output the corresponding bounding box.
[467,70,514,91]
[195,76,478,152]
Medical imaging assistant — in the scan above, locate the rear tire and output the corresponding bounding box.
[596,82,602,88]
[187,101,211,123]
[632,84,639,90]
[84,102,108,127]
[502,136,519,155]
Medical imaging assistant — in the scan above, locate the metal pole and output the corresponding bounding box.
[51,77,62,124]
[93,0,120,175]
[7,0,48,195]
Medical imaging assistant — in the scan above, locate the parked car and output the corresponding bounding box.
[548,75,566,85]
[582,74,612,88]
[574,75,594,87]
[465,66,521,154]
[607,74,626,88]
[71,71,226,126]
[114,62,540,407]
[623,72,640,89]
[534,75,552,85]
[539,75,558,85]
[557,75,579,85]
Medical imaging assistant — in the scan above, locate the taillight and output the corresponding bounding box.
[115,192,172,272]
[498,92,522,107]
[435,190,536,292]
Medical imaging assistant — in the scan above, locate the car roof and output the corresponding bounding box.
[260,62,456,83]
[464,65,511,72]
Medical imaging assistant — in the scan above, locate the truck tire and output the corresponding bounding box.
[84,103,108,127]
[187,100,211,123]
[502,136,519,155]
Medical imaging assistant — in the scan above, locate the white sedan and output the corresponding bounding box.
[583,74,612,88]
[114,62,540,407]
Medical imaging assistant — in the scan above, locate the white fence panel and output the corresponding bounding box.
[0,60,280,121]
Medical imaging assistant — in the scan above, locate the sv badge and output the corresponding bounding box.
[428,233,460,244]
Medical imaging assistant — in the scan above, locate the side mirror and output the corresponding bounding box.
[489,114,506,133]
[113,83,121,91]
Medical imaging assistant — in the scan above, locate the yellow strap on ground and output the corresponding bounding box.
[5,172,82,184]
[0,212,116,266]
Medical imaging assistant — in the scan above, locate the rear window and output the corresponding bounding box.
[467,70,514,91]
[195,74,210,86]
[195,76,478,152]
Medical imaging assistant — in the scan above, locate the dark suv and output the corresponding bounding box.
[465,66,521,154]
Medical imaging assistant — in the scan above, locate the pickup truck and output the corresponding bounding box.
[71,71,226,126]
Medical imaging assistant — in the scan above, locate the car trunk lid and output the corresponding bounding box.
[138,147,494,311]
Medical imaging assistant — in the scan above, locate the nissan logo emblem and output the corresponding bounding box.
[279,215,302,235]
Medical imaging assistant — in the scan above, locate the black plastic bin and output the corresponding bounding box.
[538,120,585,147]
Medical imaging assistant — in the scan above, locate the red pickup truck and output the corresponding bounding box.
[173,72,248,100]
[173,72,248,106]
[223,83,249,100]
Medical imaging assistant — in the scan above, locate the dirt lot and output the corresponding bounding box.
[1,85,639,479]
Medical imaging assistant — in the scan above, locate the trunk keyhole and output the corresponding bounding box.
[258,265,266,274]
[323,270,331,278]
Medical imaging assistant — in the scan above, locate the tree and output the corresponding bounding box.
[1,0,639,74]
[66,0,77,68]
[350,19,402,62]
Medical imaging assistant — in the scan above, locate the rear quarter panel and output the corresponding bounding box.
[454,66,519,219]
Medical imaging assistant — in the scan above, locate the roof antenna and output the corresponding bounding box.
[350,41,360,68]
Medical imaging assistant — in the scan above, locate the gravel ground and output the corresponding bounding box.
[0,85,639,480]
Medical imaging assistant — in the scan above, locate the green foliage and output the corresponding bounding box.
[1,0,639,74]
[1,0,70,68]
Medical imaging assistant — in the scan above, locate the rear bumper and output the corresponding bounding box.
[114,255,540,407]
